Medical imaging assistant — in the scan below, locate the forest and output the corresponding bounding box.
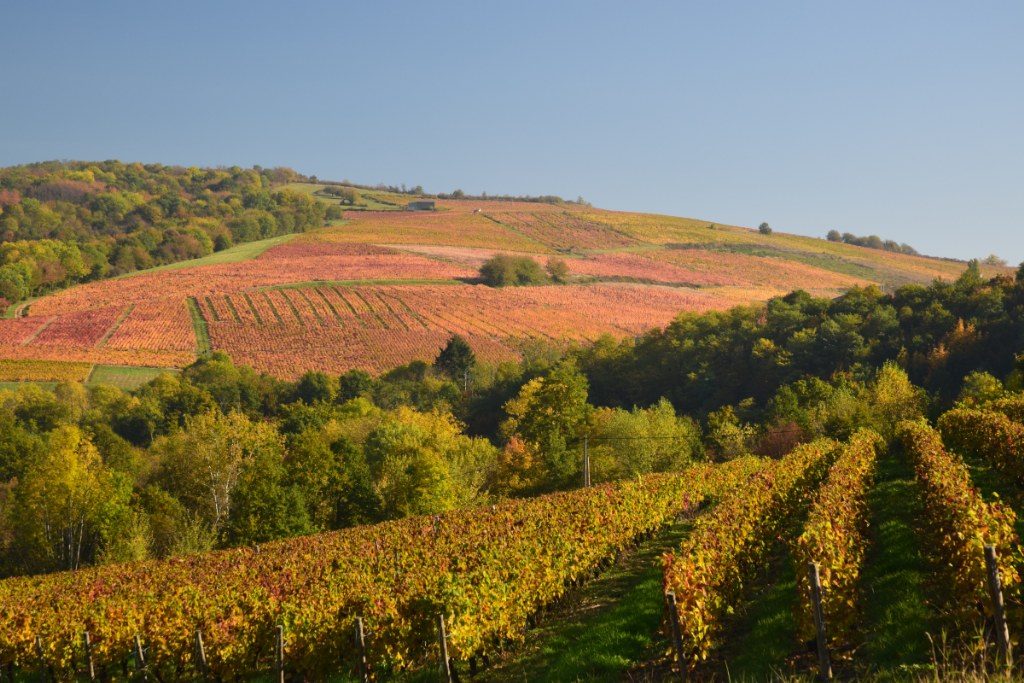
[0,161,327,307]
[1,261,1022,580]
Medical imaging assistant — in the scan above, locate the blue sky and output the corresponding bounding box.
[2,1,1022,263]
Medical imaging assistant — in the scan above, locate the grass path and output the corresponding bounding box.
[860,447,936,675]
[477,521,692,682]
[187,297,212,357]
[719,547,801,681]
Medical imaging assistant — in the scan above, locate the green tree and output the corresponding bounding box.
[500,360,590,490]
[588,398,701,481]
[295,371,338,404]
[153,410,284,541]
[5,426,131,573]
[338,369,374,401]
[479,254,549,287]
[365,408,496,517]
[434,335,476,382]
[546,257,570,284]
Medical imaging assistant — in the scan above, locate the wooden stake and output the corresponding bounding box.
[985,545,1013,669]
[134,634,148,680]
[194,629,208,675]
[664,590,685,672]
[82,631,95,681]
[275,625,285,683]
[582,435,591,487]
[437,614,454,683]
[354,617,368,682]
[807,563,833,681]
[35,635,50,683]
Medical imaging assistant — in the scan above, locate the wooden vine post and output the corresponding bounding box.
[437,614,455,683]
[134,634,148,680]
[194,629,208,676]
[984,545,1013,670]
[807,562,833,681]
[354,617,369,683]
[275,625,285,683]
[35,635,51,683]
[582,435,591,487]
[81,631,95,681]
[664,590,685,674]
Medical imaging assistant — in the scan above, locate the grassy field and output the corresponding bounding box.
[86,364,177,389]
[0,364,178,391]
[116,233,299,279]
[479,521,692,682]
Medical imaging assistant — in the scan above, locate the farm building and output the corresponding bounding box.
[406,200,436,211]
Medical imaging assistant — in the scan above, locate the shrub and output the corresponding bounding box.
[478,254,549,287]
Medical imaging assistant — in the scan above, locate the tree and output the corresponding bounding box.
[294,371,338,404]
[364,408,497,517]
[705,405,754,459]
[5,426,131,573]
[956,371,1005,407]
[983,254,1008,267]
[546,257,570,284]
[153,411,285,541]
[434,335,476,382]
[588,399,701,481]
[500,360,590,490]
[338,369,374,401]
[758,222,773,235]
[826,229,842,242]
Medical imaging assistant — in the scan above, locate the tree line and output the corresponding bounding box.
[0,161,326,308]
[825,229,919,255]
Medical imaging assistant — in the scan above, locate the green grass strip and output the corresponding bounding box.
[241,292,264,324]
[721,549,800,680]
[860,448,935,671]
[261,290,285,323]
[223,295,244,323]
[187,297,212,357]
[297,289,326,325]
[478,522,692,682]
[279,290,305,325]
[311,288,345,325]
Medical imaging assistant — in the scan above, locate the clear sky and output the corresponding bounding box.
[2,1,1022,263]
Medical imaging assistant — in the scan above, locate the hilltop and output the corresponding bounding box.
[0,165,1006,383]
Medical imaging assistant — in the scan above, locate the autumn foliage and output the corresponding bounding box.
[0,461,759,679]
[792,429,882,646]
[899,419,1021,620]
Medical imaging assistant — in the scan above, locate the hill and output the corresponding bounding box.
[0,173,1006,382]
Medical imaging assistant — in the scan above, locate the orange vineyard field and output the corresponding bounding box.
[0,196,997,379]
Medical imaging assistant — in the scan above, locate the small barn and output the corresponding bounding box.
[406,200,436,211]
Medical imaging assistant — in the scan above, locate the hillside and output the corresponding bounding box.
[0,178,1004,381]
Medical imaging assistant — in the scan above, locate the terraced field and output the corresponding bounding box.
[0,192,1001,379]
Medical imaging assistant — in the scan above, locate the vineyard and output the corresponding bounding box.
[0,197,1002,381]
[0,460,761,679]
[5,403,1024,680]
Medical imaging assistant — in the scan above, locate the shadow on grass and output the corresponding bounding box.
[476,521,692,683]
[718,548,801,681]
[860,446,936,674]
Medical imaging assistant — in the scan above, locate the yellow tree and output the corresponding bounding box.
[6,426,129,572]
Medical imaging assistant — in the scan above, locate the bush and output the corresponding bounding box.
[478,254,549,287]
[758,222,772,235]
